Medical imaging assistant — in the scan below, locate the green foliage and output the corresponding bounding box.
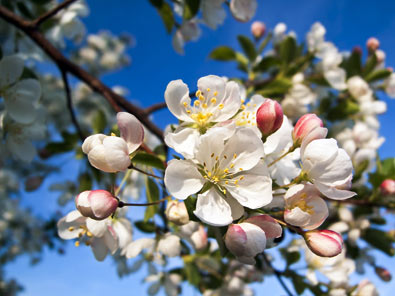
[45,132,79,155]
[78,172,92,192]
[183,0,200,20]
[369,157,395,188]
[280,248,301,266]
[237,35,257,61]
[365,68,392,82]
[209,46,236,61]
[279,36,297,66]
[92,109,107,133]
[362,228,395,256]
[257,77,292,97]
[132,151,165,170]
[253,56,280,72]
[149,0,174,33]
[134,220,156,233]
[144,177,160,221]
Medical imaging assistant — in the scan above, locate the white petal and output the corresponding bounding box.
[87,144,114,172]
[102,136,131,171]
[194,188,233,226]
[82,134,106,154]
[324,68,347,90]
[302,139,339,176]
[57,210,86,240]
[6,135,36,163]
[104,226,118,254]
[264,115,293,155]
[225,195,245,221]
[90,237,108,261]
[314,182,356,200]
[221,128,264,172]
[0,55,24,88]
[316,148,353,185]
[164,127,199,159]
[164,159,205,200]
[157,234,181,257]
[226,162,272,209]
[165,80,192,121]
[197,75,226,104]
[125,238,155,258]
[113,218,133,252]
[230,0,257,22]
[214,81,242,122]
[86,218,108,237]
[117,112,144,153]
[4,79,41,124]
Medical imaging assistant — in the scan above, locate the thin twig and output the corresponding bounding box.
[128,164,163,179]
[263,253,294,296]
[32,0,79,28]
[0,5,164,141]
[144,102,167,115]
[60,69,85,141]
[118,196,169,207]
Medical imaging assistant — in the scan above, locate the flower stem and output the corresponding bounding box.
[128,164,163,180]
[268,144,296,167]
[118,196,170,207]
[114,169,132,196]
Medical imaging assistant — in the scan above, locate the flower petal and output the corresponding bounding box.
[197,75,226,103]
[157,234,181,257]
[102,136,131,171]
[314,182,357,200]
[164,159,205,200]
[117,112,144,153]
[194,188,233,226]
[90,237,108,261]
[57,210,86,240]
[213,81,242,122]
[165,126,200,159]
[125,238,155,258]
[86,218,108,237]
[0,55,24,88]
[165,79,192,122]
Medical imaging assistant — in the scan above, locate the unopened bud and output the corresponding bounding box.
[304,229,343,257]
[75,190,118,220]
[25,176,44,192]
[292,113,324,146]
[367,37,380,52]
[256,99,283,137]
[380,179,395,195]
[375,49,386,64]
[375,266,392,282]
[165,200,189,225]
[191,225,208,250]
[224,222,267,265]
[251,21,266,39]
[352,46,363,56]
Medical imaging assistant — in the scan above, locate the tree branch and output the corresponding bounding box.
[144,102,167,115]
[60,69,85,141]
[263,253,294,296]
[32,0,79,28]
[0,5,164,141]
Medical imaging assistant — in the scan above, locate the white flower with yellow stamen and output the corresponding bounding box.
[233,94,265,136]
[164,75,242,158]
[164,128,272,226]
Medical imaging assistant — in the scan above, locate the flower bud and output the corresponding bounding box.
[165,200,189,225]
[224,223,267,265]
[251,21,266,39]
[375,49,386,64]
[190,225,208,250]
[352,46,363,56]
[292,113,324,145]
[256,99,283,137]
[380,179,395,195]
[75,190,118,220]
[304,230,343,257]
[375,266,392,282]
[366,37,380,52]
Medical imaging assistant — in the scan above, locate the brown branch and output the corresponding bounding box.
[32,0,79,28]
[0,5,164,141]
[144,102,167,115]
[60,69,85,141]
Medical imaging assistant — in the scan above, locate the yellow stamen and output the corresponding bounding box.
[218,104,224,109]
[68,226,74,232]
[75,241,80,247]
[211,97,217,104]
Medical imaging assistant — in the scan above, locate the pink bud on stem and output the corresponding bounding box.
[251,21,266,40]
[75,190,119,220]
[304,229,343,257]
[256,99,283,138]
[380,179,395,196]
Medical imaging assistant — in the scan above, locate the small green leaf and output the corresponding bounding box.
[144,177,160,221]
[183,0,200,20]
[149,0,174,33]
[343,50,362,77]
[209,46,236,61]
[132,151,165,170]
[253,56,280,72]
[279,36,297,65]
[327,99,360,121]
[78,173,92,192]
[363,54,377,77]
[237,35,257,61]
[257,32,272,54]
[184,261,201,286]
[257,78,292,97]
[362,228,394,256]
[365,68,392,82]
[92,109,107,133]
[280,248,301,266]
[134,220,156,233]
[20,67,38,80]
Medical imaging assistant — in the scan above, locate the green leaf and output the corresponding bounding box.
[92,109,107,133]
[257,32,272,53]
[184,196,199,221]
[20,67,38,80]
[209,46,236,61]
[365,68,392,82]
[343,50,362,77]
[327,99,360,121]
[257,78,292,97]
[290,273,307,294]
[362,228,395,256]
[45,132,79,155]
[363,54,378,77]
[280,248,301,266]
[279,36,297,65]
[134,220,156,233]
[132,151,165,170]
[78,173,92,192]
[253,56,280,72]
[144,177,160,221]
[183,0,200,20]
[369,158,395,187]
[184,261,201,286]
[237,35,257,61]
[153,144,167,162]
[149,0,174,33]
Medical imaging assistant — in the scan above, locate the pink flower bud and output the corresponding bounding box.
[165,200,189,225]
[256,99,283,137]
[304,230,343,257]
[380,179,395,195]
[352,46,363,56]
[251,21,266,39]
[375,266,392,282]
[292,113,324,145]
[225,223,267,265]
[75,190,118,220]
[191,225,208,251]
[366,37,380,52]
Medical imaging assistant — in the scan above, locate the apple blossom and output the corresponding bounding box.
[251,21,266,39]
[304,230,343,257]
[82,112,144,172]
[164,128,272,226]
[75,190,118,220]
[256,99,284,137]
[380,179,395,195]
[201,0,226,29]
[165,200,189,225]
[353,280,379,296]
[366,37,380,52]
[347,76,372,102]
[385,72,395,98]
[284,184,328,230]
[233,94,265,136]
[301,138,356,200]
[292,113,324,145]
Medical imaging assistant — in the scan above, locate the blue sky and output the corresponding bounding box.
[5,0,395,295]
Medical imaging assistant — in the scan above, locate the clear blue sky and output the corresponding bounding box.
[5,0,395,295]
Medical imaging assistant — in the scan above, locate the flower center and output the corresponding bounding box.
[68,225,93,247]
[290,193,314,215]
